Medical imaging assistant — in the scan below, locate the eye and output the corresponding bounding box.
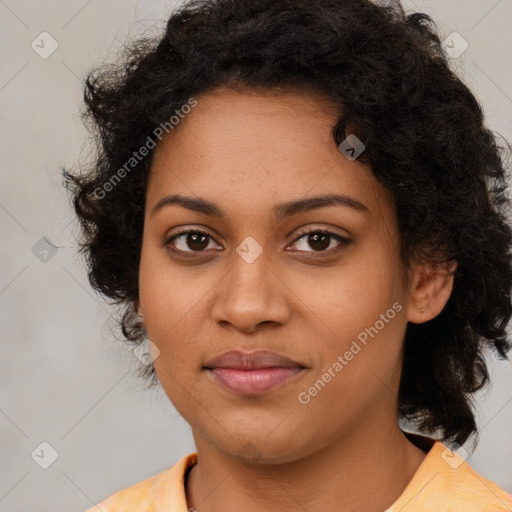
[164,229,221,255]
[288,228,352,256]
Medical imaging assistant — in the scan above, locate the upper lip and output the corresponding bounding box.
[204,349,304,370]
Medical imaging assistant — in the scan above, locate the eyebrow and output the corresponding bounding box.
[150,193,370,221]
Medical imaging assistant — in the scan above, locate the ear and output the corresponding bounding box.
[406,259,457,324]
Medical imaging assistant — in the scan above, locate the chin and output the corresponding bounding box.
[213,429,311,465]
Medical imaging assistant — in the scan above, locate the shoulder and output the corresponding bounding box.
[388,441,512,512]
[84,452,198,512]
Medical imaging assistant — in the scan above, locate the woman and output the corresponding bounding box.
[64,0,512,510]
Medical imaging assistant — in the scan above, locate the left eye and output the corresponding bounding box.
[289,230,351,254]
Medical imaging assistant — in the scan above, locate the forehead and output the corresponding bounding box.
[147,86,394,221]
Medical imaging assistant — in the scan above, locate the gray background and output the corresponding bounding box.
[0,1,511,511]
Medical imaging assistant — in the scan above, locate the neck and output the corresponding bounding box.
[185,419,428,512]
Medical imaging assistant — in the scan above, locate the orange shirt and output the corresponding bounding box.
[85,439,512,511]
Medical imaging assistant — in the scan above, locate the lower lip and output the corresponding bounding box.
[207,367,303,394]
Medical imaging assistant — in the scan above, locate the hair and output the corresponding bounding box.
[63,0,512,447]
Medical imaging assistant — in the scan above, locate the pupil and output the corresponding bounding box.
[310,233,329,251]
[187,233,209,251]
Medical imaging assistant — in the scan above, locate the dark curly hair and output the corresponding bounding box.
[63,0,512,447]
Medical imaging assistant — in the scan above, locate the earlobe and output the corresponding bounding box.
[406,260,457,324]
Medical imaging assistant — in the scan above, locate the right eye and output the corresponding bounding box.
[164,229,223,255]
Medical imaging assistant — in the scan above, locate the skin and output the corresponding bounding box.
[137,86,456,512]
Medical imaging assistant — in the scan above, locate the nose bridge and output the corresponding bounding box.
[232,239,270,290]
[211,239,290,331]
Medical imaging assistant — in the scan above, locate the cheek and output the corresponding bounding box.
[138,243,201,365]
[297,248,406,381]
[299,255,402,335]
[139,233,200,319]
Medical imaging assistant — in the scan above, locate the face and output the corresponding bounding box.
[138,86,413,463]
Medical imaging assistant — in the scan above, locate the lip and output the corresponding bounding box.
[204,349,303,370]
[204,349,306,395]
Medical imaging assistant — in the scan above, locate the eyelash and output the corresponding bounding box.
[163,227,352,258]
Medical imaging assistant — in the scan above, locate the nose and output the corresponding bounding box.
[210,247,291,334]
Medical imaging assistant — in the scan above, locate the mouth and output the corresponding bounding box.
[203,349,306,395]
